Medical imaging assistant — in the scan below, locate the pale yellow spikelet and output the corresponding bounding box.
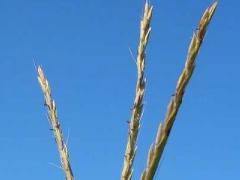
[37,66,74,180]
[121,1,153,180]
[141,2,217,180]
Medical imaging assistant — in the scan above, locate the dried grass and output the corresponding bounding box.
[35,1,217,180]
[121,1,153,180]
[140,2,217,180]
[37,66,74,180]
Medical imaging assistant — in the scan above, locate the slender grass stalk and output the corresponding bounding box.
[121,1,153,180]
[37,66,74,180]
[140,2,217,180]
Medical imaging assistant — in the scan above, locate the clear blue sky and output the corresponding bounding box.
[0,0,238,179]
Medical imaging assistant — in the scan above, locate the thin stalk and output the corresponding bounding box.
[141,2,217,180]
[37,66,74,180]
[121,1,153,180]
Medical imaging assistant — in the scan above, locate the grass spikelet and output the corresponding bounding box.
[140,2,217,180]
[121,1,153,180]
[37,66,74,180]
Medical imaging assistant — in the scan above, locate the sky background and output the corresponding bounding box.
[0,0,239,179]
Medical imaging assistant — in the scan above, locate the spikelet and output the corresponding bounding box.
[37,66,74,180]
[141,2,217,180]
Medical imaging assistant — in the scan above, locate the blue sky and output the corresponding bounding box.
[0,0,239,179]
